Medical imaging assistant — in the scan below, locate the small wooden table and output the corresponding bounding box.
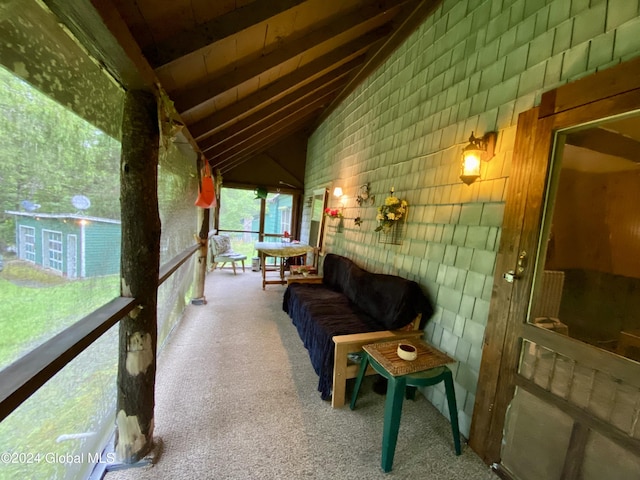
[350,338,460,472]
[254,242,313,289]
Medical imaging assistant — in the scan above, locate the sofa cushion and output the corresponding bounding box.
[322,253,353,293]
[354,271,431,330]
[322,253,432,330]
[283,282,380,399]
[211,235,231,255]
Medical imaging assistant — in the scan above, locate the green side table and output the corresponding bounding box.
[350,339,462,472]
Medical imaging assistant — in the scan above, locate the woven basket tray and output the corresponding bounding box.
[363,339,455,376]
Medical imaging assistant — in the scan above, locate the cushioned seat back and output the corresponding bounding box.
[211,235,232,255]
[322,254,354,293]
[353,272,430,330]
[323,253,432,330]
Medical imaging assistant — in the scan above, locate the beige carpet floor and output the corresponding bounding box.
[105,269,496,480]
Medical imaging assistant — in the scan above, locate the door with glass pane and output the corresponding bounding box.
[472,63,640,480]
[42,229,63,273]
[264,192,293,240]
[19,225,36,262]
[501,114,640,480]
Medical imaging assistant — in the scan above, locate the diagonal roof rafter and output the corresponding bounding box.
[171,0,408,114]
[48,0,443,180]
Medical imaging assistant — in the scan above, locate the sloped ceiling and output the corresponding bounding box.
[45,0,442,188]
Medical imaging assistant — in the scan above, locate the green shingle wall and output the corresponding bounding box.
[302,0,640,436]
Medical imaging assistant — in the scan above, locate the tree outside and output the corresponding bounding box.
[0,65,123,479]
[0,66,121,253]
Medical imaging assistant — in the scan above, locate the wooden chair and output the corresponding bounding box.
[209,234,247,275]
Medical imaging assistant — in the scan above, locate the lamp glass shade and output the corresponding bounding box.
[333,187,343,197]
[460,149,481,185]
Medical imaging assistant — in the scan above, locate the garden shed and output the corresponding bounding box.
[6,211,121,278]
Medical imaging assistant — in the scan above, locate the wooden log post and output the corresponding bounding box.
[191,157,210,305]
[116,89,161,463]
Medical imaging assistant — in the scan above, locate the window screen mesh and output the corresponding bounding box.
[0,1,200,478]
[0,61,124,480]
[157,141,199,347]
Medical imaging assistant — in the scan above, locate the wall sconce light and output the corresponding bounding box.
[333,187,347,207]
[460,131,497,185]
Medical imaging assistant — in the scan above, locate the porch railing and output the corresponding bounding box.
[0,242,200,423]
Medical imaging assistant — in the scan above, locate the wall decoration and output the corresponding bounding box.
[324,207,343,219]
[353,183,374,228]
[356,183,375,207]
[375,187,407,245]
[378,220,405,245]
[325,207,343,233]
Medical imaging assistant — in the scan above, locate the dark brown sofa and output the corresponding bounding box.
[283,253,433,407]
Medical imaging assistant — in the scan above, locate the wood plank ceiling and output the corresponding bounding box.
[85,0,441,184]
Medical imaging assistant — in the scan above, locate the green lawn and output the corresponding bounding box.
[0,261,119,368]
[0,260,193,478]
[0,261,121,479]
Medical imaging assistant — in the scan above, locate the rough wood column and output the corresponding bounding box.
[116,89,161,464]
[192,175,210,305]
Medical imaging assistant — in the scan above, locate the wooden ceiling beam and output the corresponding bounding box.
[207,92,336,161]
[190,50,369,140]
[199,73,351,153]
[203,90,339,158]
[565,128,640,163]
[44,0,201,154]
[189,29,386,139]
[212,111,318,166]
[216,113,318,173]
[44,0,153,90]
[172,1,402,114]
[144,0,308,68]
